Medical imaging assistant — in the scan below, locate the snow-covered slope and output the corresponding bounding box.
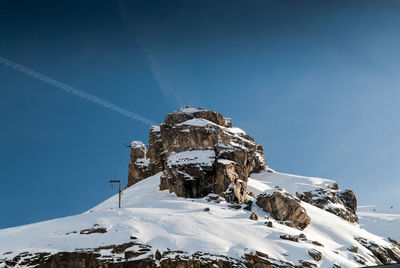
[358,205,400,241]
[1,170,398,267]
[248,171,336,196]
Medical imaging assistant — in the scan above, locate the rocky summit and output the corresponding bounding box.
[128,106,267,203]
[1,106,400,268]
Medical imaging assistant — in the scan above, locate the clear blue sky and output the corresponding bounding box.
[1,0,399,228]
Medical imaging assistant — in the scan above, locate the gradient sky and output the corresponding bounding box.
[1,0,400,229]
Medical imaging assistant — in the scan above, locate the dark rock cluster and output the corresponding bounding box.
[354,236,400,265]
[3,246,292,268]
[128,106,267,203]
[296,187,358,223]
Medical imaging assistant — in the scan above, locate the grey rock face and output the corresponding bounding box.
[256,189,311,230]
[296,188,358,223]
[127,106,268,203]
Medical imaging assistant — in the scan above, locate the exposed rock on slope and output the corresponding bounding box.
[354,236,400,265]
[296,187,358,223]
[256,189,311,230]
[128,106,267,203]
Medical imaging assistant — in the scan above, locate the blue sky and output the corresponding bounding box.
[1,0,400,228]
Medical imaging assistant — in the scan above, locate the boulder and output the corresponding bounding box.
[256,190,311,230]
[280,234,299,242]
[348,246,358,253]
[243,200,253,211]
[308,249,322,261]
[312,241,324,247]
[249,212,259,220]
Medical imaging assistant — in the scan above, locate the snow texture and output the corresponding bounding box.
[130,140,145,148]
[0,171,398,267]
[177,118,218,127]
[167,150,216,167]
[358,205,400,241]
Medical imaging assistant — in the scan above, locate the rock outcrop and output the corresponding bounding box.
[296,187,358,223]
[3,247,293,268]
[128,106,267,203]
[128,141,151,186]
[308,249,322,261]
[355,237,400,265]
[256,189,311,230]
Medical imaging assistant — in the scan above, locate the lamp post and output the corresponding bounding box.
[109,179,122,208]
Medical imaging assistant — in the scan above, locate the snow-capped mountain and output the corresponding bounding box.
[1,107,399,267]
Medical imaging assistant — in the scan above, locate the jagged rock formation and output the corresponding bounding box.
[127,141,151,185]
[354,237,400,265]
[256,189,311,230]
[296,187,358,223]
[128,106,267,203]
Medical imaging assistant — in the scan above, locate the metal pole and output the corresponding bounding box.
[109,180,122,208]
[118,182,122,209]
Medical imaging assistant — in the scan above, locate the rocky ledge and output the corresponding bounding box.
[128,106,267,203]
[296,186,358,223]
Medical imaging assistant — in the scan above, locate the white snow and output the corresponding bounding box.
[358,205,400,241]
[167,150,215,167]
[226,127,246,135]
[0,171,396,267]
[217,159,235,165]
[135,158,150,167]
[177,118,218,127]
[248,171,336,196]
[130,141,145,148]
[151,126,160,132]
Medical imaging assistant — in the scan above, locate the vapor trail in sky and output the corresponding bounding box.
[118,0,184,108]
[0,56,158,126]
[145,51,184,108]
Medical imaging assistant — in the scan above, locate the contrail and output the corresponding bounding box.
[118,0,184,108]
[145,51,184,108]
[0,56,158,126]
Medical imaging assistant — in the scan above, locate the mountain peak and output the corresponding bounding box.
[165,106,231,127]
[128,106,267,203]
